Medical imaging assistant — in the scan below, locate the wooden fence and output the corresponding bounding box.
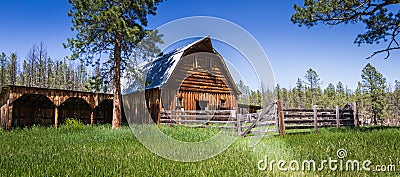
[160,110,243,133]
[276,101,359,136]
[159,101,359,137]
[160,103,278,137]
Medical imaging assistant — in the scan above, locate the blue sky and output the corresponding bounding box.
[0,0,399,90]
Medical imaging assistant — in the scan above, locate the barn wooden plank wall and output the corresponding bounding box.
[122,91,154,124]
[0,85,113,129]
[122,37,240,124]
[139,54,240,123]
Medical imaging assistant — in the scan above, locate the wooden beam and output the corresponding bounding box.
[275,102,279,133]
[160,119,237,124]
[90,109,94,125]
[283,108,336,112]
[179,84,231,91]
[336,106,340,128]
[5,100,10,130]
[352,102,359,127]
[179,87,231,94]
[284,119,336,124]
[157,98,161,125]
[236,112,241,136]
[278,100,285,137]
[55,107,59,128]
[7,105,12,130]
[283,114,336,118]
[286,124,335,130]
[314,105,318,133]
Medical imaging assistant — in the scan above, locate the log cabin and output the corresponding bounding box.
[123,36,241,124]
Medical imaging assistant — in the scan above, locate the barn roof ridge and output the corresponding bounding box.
[154,36,211,62]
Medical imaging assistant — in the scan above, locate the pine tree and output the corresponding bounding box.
[295,78,305,108]
[8,53,17,85]
[46,57,54,88]
[85,63,104,93]
[0,52,8,88]
[55,60,66,89]
[281,87,289,108]
[292,0,400,59]
[361,63,387,125]
[65,0,164,129]
[237,80,250,105]
[304,68,321,106]
[21,60,29,86]
[292,87,300,108]
[75,62,87,91]
[63,59,71,90]
[393,80,400,119]
[37,42,47,88]
[324,83,336,108]
[26,45,37,87]
[386,83,395,120]
[275,84,281,101]
[354,81,364,111]
[336,81,345,107]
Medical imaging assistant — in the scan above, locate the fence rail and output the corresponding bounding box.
[159,101,359,137]
[160,110,239,123]
[277,101,359,136]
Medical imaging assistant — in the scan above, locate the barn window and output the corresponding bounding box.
[193,56,198,68]
[209,57,212,70]
[176,97,183,108]
[221,99,226,108]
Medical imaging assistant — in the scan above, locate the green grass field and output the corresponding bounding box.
[1,125,400,176]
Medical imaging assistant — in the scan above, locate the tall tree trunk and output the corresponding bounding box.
[112,33,122,129]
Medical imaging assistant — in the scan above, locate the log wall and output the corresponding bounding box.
[160,52,239,112]
[0,85,114,129]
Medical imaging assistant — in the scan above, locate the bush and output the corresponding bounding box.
[64,118,85,130]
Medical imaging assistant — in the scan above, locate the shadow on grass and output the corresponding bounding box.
[325,125,400,133]
[284,131,314,135]
[275,126,400,136]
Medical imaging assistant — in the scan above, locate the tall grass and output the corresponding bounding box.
[0,125,399,176]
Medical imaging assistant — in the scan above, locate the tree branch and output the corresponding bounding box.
[367,46,400,59]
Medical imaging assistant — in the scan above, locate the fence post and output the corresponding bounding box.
[314,105,318,133]
[5,100,9,130]
[352,102,359,127]
[55,107,59,128]
[236,111,241,136]
[336,106,340,128]
[277,101,285,137]
[90,109,94,125]
[274,102,279,133]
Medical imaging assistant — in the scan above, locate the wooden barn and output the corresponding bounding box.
[123,36,241,124]
[0,85,115,129]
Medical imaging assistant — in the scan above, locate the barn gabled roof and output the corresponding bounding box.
[143,37,212,89]
[123,36,240,94]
